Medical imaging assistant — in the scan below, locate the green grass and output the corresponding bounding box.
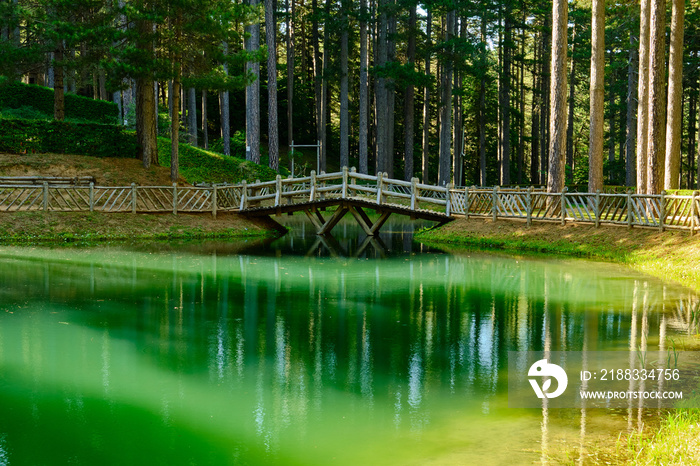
[157,136,280,184]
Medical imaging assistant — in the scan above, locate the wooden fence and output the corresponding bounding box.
[1,168,698,235]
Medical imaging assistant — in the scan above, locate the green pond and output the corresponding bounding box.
[0,218,697,465]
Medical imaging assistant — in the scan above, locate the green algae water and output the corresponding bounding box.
[0,223,697,465]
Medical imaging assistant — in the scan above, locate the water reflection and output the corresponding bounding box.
[0,245,698,464]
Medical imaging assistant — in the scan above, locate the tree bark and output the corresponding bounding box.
[266,0,279,171]
[319,0,331,172]
[588,0,604,192]
[646,0,666,194]
[664,0,684,190]
[201,90,208,149]
[548,0,568,193]
[358,0,369,174]
[499,7,512,186]
[626,31,638,187]
[566,22,576,179]
[246,0,261,164]
[339,0,350,170]
[375,0,389,174]
[171,69,181,182]
[188,87,197,146]
[421,10,432,183]
[403,4,417,181]
[54,43,65,121]
[438,10,455,187]
[636,0,651,193]
[479,8,487,186]
[286,0,294,170]
[221,42,231,156]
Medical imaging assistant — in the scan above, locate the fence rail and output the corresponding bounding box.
[0,169,698,234]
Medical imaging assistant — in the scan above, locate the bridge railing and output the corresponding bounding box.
[1,170,698,234]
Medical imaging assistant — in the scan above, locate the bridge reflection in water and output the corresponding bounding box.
[0,238,698,464]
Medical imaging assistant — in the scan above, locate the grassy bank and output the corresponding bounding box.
[0,211,280,243]
[417,218,700,464]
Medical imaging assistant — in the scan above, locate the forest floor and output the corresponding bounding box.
[417,218,700,465]
[0,153,281,242]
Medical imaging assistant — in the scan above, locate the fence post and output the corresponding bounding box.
[212,185,218,218]
[239,180,247,210]
[89,182,94,212]
[560,187,567,225]
[465,186,470,219]
[131,183,137,214]
[446,183,453,216]
[692,191,699,236]
[627,190,633,229]
[350,167,357,197]
[342,167,348,198]
[377,172,384,205]
[43,182,48,211]
[659,191,666,232]
[526,186,533,227]
[492,186,498,221]
[595,190,600,228]
[275,175,282,207]
[310,171,317,201]
[173,183,178,215]
[410,177,417,211]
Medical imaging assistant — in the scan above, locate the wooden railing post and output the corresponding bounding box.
[212,185,218,218]
[561,187,567,225]
[691,191,699,236]
[465,186,470,219]
[173,183,178,215]
[89,182,95,212]
[659,190,666,232]
[131,183,137,214]
[446,183,453,216]
[349,167,357,197]
[310,171,317,201]
[492,186,498,221]
[627,190,633,229]
[43,182,48,211]
[595,190,601,228]
[376,172,384,205]
[342,166,348,198]
[526,186,533,227]
[410,177,417,210]
[239,180,247,210]
[275,175,282,207]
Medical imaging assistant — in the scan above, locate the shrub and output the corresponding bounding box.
[0,117,139,158]
[0,80,118,124]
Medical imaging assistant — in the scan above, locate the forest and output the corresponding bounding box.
[1,0,698,194]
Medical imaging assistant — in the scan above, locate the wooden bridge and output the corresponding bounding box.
[0,167,698,236]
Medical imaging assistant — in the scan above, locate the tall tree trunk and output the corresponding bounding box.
[286,0,294,171]
[421,10,432,183]
[266,0,279,171]
[688,61,697,189]
[319,0,331,172]
[500,7,512,185]
[340,0,350,169]
[312,0,322,157]
[517,24,526,184]
[540,13,551,186]
[221,43,231,156]
[171,69,181,182]
[54,43,65,121]
[548,0,568,193]
[479,8,487,186]
[386,10,396,178]
[588,0,605,192]
[246,0,261,163]
[646,0,666,194]
[566,22,576,179]
[201,90,208,149]
[375,0,389,174]
[358,0,369,174]
[530,30,540,185]
[637,0,651,193]
[136,81,158,168]
[438,10,455,186]
[403,4,417,181]
[188,87,197,146]
[626,31,638,187]
[664,0,684,190]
